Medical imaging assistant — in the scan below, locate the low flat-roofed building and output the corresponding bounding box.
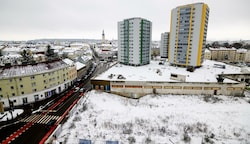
[235,49,247,63]
[210,47,237,63]
[91,60,245,98]
[209,47,250,63]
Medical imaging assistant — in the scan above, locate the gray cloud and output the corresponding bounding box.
[0,0,249,41]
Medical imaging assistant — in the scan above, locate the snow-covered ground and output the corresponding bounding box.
[94,60,242,83]
[0,109,24,122]
[57,90,250,144]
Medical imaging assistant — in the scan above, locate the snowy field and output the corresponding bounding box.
[0,109,23,122]
[57,90,250,144]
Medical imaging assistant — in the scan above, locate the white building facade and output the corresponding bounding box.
[118,17,152,66]
[169,3,209,67]
[160,32,169,58]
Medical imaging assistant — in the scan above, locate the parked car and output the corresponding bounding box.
[80,88,86,92]
[45,119,57,130]
[74,87,80,92]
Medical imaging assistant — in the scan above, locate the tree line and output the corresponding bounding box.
[206,41,250,49]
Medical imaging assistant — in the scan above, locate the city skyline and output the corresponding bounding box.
[0,0,249,41]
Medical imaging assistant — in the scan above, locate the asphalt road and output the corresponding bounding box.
[10,90,82,144]
[1,73,92,144]
[0,122,26,142]
[12,124,47,144]
[0,54,111,144]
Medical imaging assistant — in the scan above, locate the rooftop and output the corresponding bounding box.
[237,48,248,53]
[75,61,86,70]
[0,60,69,79]
[94,60,242,83]
[209,47,236,51]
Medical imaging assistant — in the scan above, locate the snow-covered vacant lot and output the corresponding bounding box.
[57,90,250,144]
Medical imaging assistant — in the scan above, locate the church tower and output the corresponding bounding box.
[102,30,105,43]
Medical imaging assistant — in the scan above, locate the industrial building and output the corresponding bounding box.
[91,60,245,98]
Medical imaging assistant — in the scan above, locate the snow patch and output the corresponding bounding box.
[57,91,250,144]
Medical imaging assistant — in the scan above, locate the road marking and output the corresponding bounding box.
[21,114,60,124]
[36,115,47,124]
[1,122,33,144]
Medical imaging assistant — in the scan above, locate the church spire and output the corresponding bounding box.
[102,30,105,43]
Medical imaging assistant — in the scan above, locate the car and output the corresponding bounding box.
[74,87,80,92]
[45,119,57,130]
[80,88,86,92]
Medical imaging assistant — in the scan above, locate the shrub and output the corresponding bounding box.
[145,137,152,144]
[183,132,191,143]
[127,136,136,144]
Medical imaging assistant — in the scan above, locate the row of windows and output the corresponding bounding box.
[120,29,151,32]
[1,95,43,105]
[111,85,241,91]
[0,76,69,92]
[8,73,68,83]
[180,8,192,12]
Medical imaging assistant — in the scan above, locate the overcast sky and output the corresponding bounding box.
[0,0,249,41]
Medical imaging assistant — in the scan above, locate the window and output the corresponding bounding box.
[32,82,36,87]
[0,88,1,91]
[9,79,13,82]
[11,86,14,89]
[19,78,22,81]
[34,95,39,101]
[33,89,37,92]
[22,97,28,104]
[12,93,15,96]
[30,76,35,79]
[20,85,23,88]
[0,95,3,98]
[21,91,24,95]
[13,100,17,103]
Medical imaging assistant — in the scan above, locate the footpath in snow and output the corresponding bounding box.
[57,90,250,144]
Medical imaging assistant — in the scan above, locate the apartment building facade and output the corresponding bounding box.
[208,47,250,63]
[0,60,77,108]
[160,32,169,58]
[118,17,152,66]
[169,3,209,67]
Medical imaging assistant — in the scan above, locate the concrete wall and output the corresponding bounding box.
[92,79,245,98]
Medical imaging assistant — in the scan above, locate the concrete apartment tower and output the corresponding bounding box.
[118,17,152,66]
[169,3,209,68]
[160,32,169,58]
